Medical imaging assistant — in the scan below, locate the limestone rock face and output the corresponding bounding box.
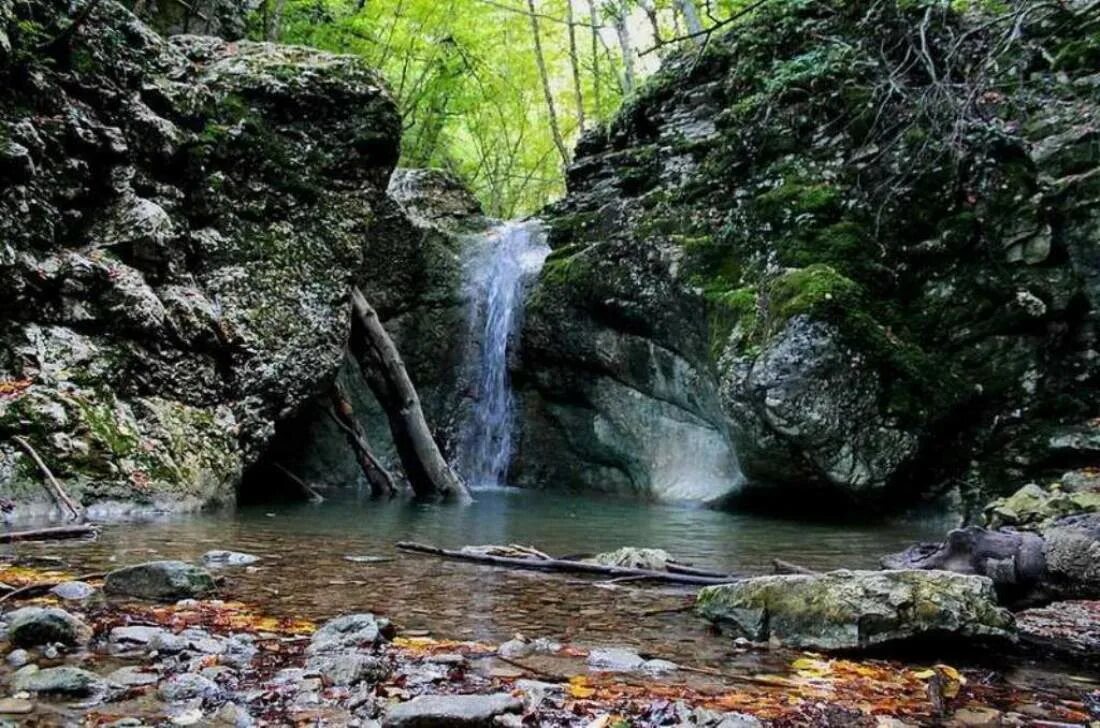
[525,0,1100,506]
[0,0,400,514]
[696,570,1015,651]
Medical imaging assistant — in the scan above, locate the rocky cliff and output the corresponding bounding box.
[0,0,399,516]
[520,0,1100,509]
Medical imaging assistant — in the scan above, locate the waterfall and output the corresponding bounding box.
[459,221,550,488]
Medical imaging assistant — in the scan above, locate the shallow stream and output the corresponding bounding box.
[6,489,957,666]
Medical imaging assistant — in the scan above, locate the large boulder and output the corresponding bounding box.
[0,0,400,515]
[104,560,216,601]
[521,0,1099,507]
[696,569,1014,651]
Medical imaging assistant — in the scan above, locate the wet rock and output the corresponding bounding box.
[1017,600,1100,665]
[104,561,216,601]
[382,693,525,727]
[6,649,30,668]
[1042,514,1100,598]
[497,636,562,658]
[985,483,1100,528]
[158,672,222,701]
[6,606,93,647]
[513,680,561,708]
[306,652,390,686]
[12,665,112,696]
[109,625,188,653]
[107,665,161,687]
[696,570,1014,650]
[50,581,99,602]
[586,647,646,671]
[308,614,390,655]
[0,698,33,715]
[202,550,261,567]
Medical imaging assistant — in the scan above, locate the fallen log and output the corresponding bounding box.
[395,542,739,586]
[0,524,98,544]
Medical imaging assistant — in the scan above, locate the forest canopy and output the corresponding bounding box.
[251,0,754,217]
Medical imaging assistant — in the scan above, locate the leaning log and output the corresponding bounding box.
[328,381,397,497]
[0,524,98,544]
[350,288,471,502]
[395,542,739,586]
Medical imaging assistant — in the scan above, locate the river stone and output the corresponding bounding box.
[696,569,1015,650]
[382,693,524,727]
[104,561,216,601]
[109,625,188,653]
[12,665,111,696]
[107,665,161,687]
[201,550,261,567]
[6,606,93,647]
[6,648,31,668]
[50,581,100,602]
[307,614,390,655]
[306,653,390,686]
[158,672,221,701]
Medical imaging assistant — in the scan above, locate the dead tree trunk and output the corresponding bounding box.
[565,0,586,132]
[349,288,471,502]
[329,381,398,497]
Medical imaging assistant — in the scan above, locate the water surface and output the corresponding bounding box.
[8,489,955,665]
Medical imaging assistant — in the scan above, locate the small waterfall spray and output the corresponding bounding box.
[459,221,550,488]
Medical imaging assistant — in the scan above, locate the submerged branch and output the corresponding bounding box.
[395,541,740,586]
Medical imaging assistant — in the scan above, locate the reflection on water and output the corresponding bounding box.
[7,489,955,664]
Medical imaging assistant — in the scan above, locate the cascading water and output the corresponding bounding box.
[459,221,550,488]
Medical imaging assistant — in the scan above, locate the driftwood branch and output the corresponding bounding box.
[0,571,107,605]
[11,436,83,521]
[0,524,98,544]
[328,382,398,497]
[395,542,739,586]
[272,462,325,504]
[350,288,470,502]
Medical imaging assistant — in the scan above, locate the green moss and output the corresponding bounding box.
[754,180,841,220]
[770,264,863,322]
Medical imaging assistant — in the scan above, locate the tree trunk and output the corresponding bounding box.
[612,2,636,93]
[587,0,603,115]
[526,0,570,168]
[329,381,398,497]
[565,0,586,132]
[675,0,704,40]
[349,288,471,502]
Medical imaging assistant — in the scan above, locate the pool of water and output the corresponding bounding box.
[6,489,957,665]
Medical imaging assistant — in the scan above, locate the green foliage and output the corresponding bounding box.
[263,0,626,217]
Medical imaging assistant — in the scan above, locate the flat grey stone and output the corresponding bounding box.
[382,693,524,727]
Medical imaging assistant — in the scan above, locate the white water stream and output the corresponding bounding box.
[458,221,550,488]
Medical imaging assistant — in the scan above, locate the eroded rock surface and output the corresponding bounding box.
[0,0,400,515]
[522,0,1100,506]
